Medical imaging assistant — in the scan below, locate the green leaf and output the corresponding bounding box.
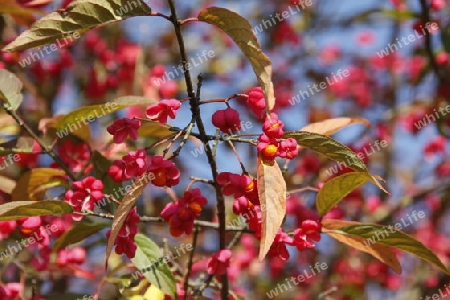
[380,10,417,21]
[3,0,152,52]
[92,151,122,210]
[284,131,368,173]
[198,7,275,113]
[0,201,73,221]
[56,96,157,135]
[336,224,450,275]
[316,172,371,216]
[0,70,23,111]
[54,219,110,251]
[131,233,176,297]
[285,131,388,193]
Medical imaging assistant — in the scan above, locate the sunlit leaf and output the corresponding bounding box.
[0,70,23,111]
[56,96,157,138]
[131,233,176,297]
[3,0,152,52]
[137,122,173,139]
[143,285,165,300]
[257,158,286,261]
[300,117,370,136]
[316,172,371,216]
[335,222,450,275]
[322,219,402,274]
[39,115,90,142]
[198,7,275,113]
[11,168,67,201]
[285,131,368,173]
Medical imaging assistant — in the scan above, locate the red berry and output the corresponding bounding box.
[211,107,242,134]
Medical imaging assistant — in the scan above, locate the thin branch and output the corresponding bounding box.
[183,225,199,299]
[80,212,252,232]
[169,121,195,159]
[2,105,77,181]
[419,0,448,83]
[167,1,229,297]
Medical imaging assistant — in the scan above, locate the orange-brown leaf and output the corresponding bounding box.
[257,158,286,261]
[300,117,370,136]
[322,219,402,274]
[105,173,150,268]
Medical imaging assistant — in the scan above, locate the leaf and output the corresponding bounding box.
[54,219,110,251]
[105,173,150,267]
[286,131,388,193]
[0,70,23,111]
[380,10,417,20]
[316,172,371,216]
[3,0,152,52]
[39,115,90,142]
[0,136,35,155]
[257,158,286,261]
[322,220,402,274]
[11,168,67,201]
[0,175,16,194]
[0,201,73,221]
[92,151,122,198]
[300,118,370,136]
[0,0,44,15]
[335,223,450,275]
[56,96,157,136]
[143,284,165,300]
[285,131,368,173]
[131,233,176,297]
[198,7,275,113]
[137,122,173,139]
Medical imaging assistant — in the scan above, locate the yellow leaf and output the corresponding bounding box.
[257,158,286,261]
[143,285,164,300]
[11,168,67,201]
